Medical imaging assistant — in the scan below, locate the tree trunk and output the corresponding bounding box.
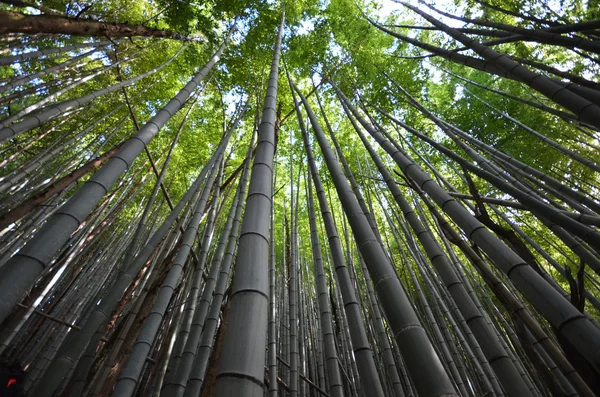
[212,13,284,397]
[0,10,204,41]
[0,144,119,230]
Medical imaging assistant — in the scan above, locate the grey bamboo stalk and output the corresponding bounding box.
[293,81,457,397]
[110,154,225,397]
[464,87,600,173]
[369,17,600,113]
[358,183,418,396]
[0,28,234,327]
[398,3,600,129]
[0,75,73,106]
[89,230,177,394]
[0,166,133,267]
[268,160,279,397]
[352,114,439,396]
[389,213,483,396]
[440,68,599,132]
[75,187,190,397]
[0,39,114,66]
[492,161,600,272]
[464,136,600,215]
[7,185,138,370]
[413,245,501,395]
[84,234,173,397]
[525,327,578,396]
[296,253,307,397]
[393,237,468,395]
[376,87,600,224]
[27,131,228,397]
[160,108,247,397]
[0,107,134,193]
[381,78,600,216]
[0,169,119,264]
[382,87,590,232]
[280,199,289,387]
[87,253,181,397]
[423,196,594,395]
[211,12,283,396]
[496,204,600,302]
[69,192,182,396]
[346,110,478,396]
[147,265,195,397]
[305,273,324,391]
[0,45,149,128]
[0,33,62,54]
[437,118,600,218]
[288,113,299,397]
[306,170,345,397]
[0,109,82,170]
[400,134,597,311]
[342,99,531,396]
[0,110,127,206]
[278,245,287,384]
[382,108,600,270]
[165,117,237,384]
[182,130,254,397]
[0,43,182,143]
[418,3,600,54]
[120,95,198,269]
[0,209,69,353]
[337,90,600,376]
[341,221,370,397]
[356,249,408,397]
[0,10,206,41]
[338,121,409,397]
[484,301,544,396]
[378,191,471,396]
[0,46,107,94]
[20,189,148,386]
[309,88,386,397]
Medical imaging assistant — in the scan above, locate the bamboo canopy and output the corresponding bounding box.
[0,0,599,396]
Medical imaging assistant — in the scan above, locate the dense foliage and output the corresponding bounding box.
[0,0,599,396]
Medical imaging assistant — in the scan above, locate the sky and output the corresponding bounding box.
[376,0,473,27]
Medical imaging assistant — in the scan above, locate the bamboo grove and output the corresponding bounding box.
[0,0,599,396]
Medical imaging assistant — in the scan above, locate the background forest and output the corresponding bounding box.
[0,0,599,396]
